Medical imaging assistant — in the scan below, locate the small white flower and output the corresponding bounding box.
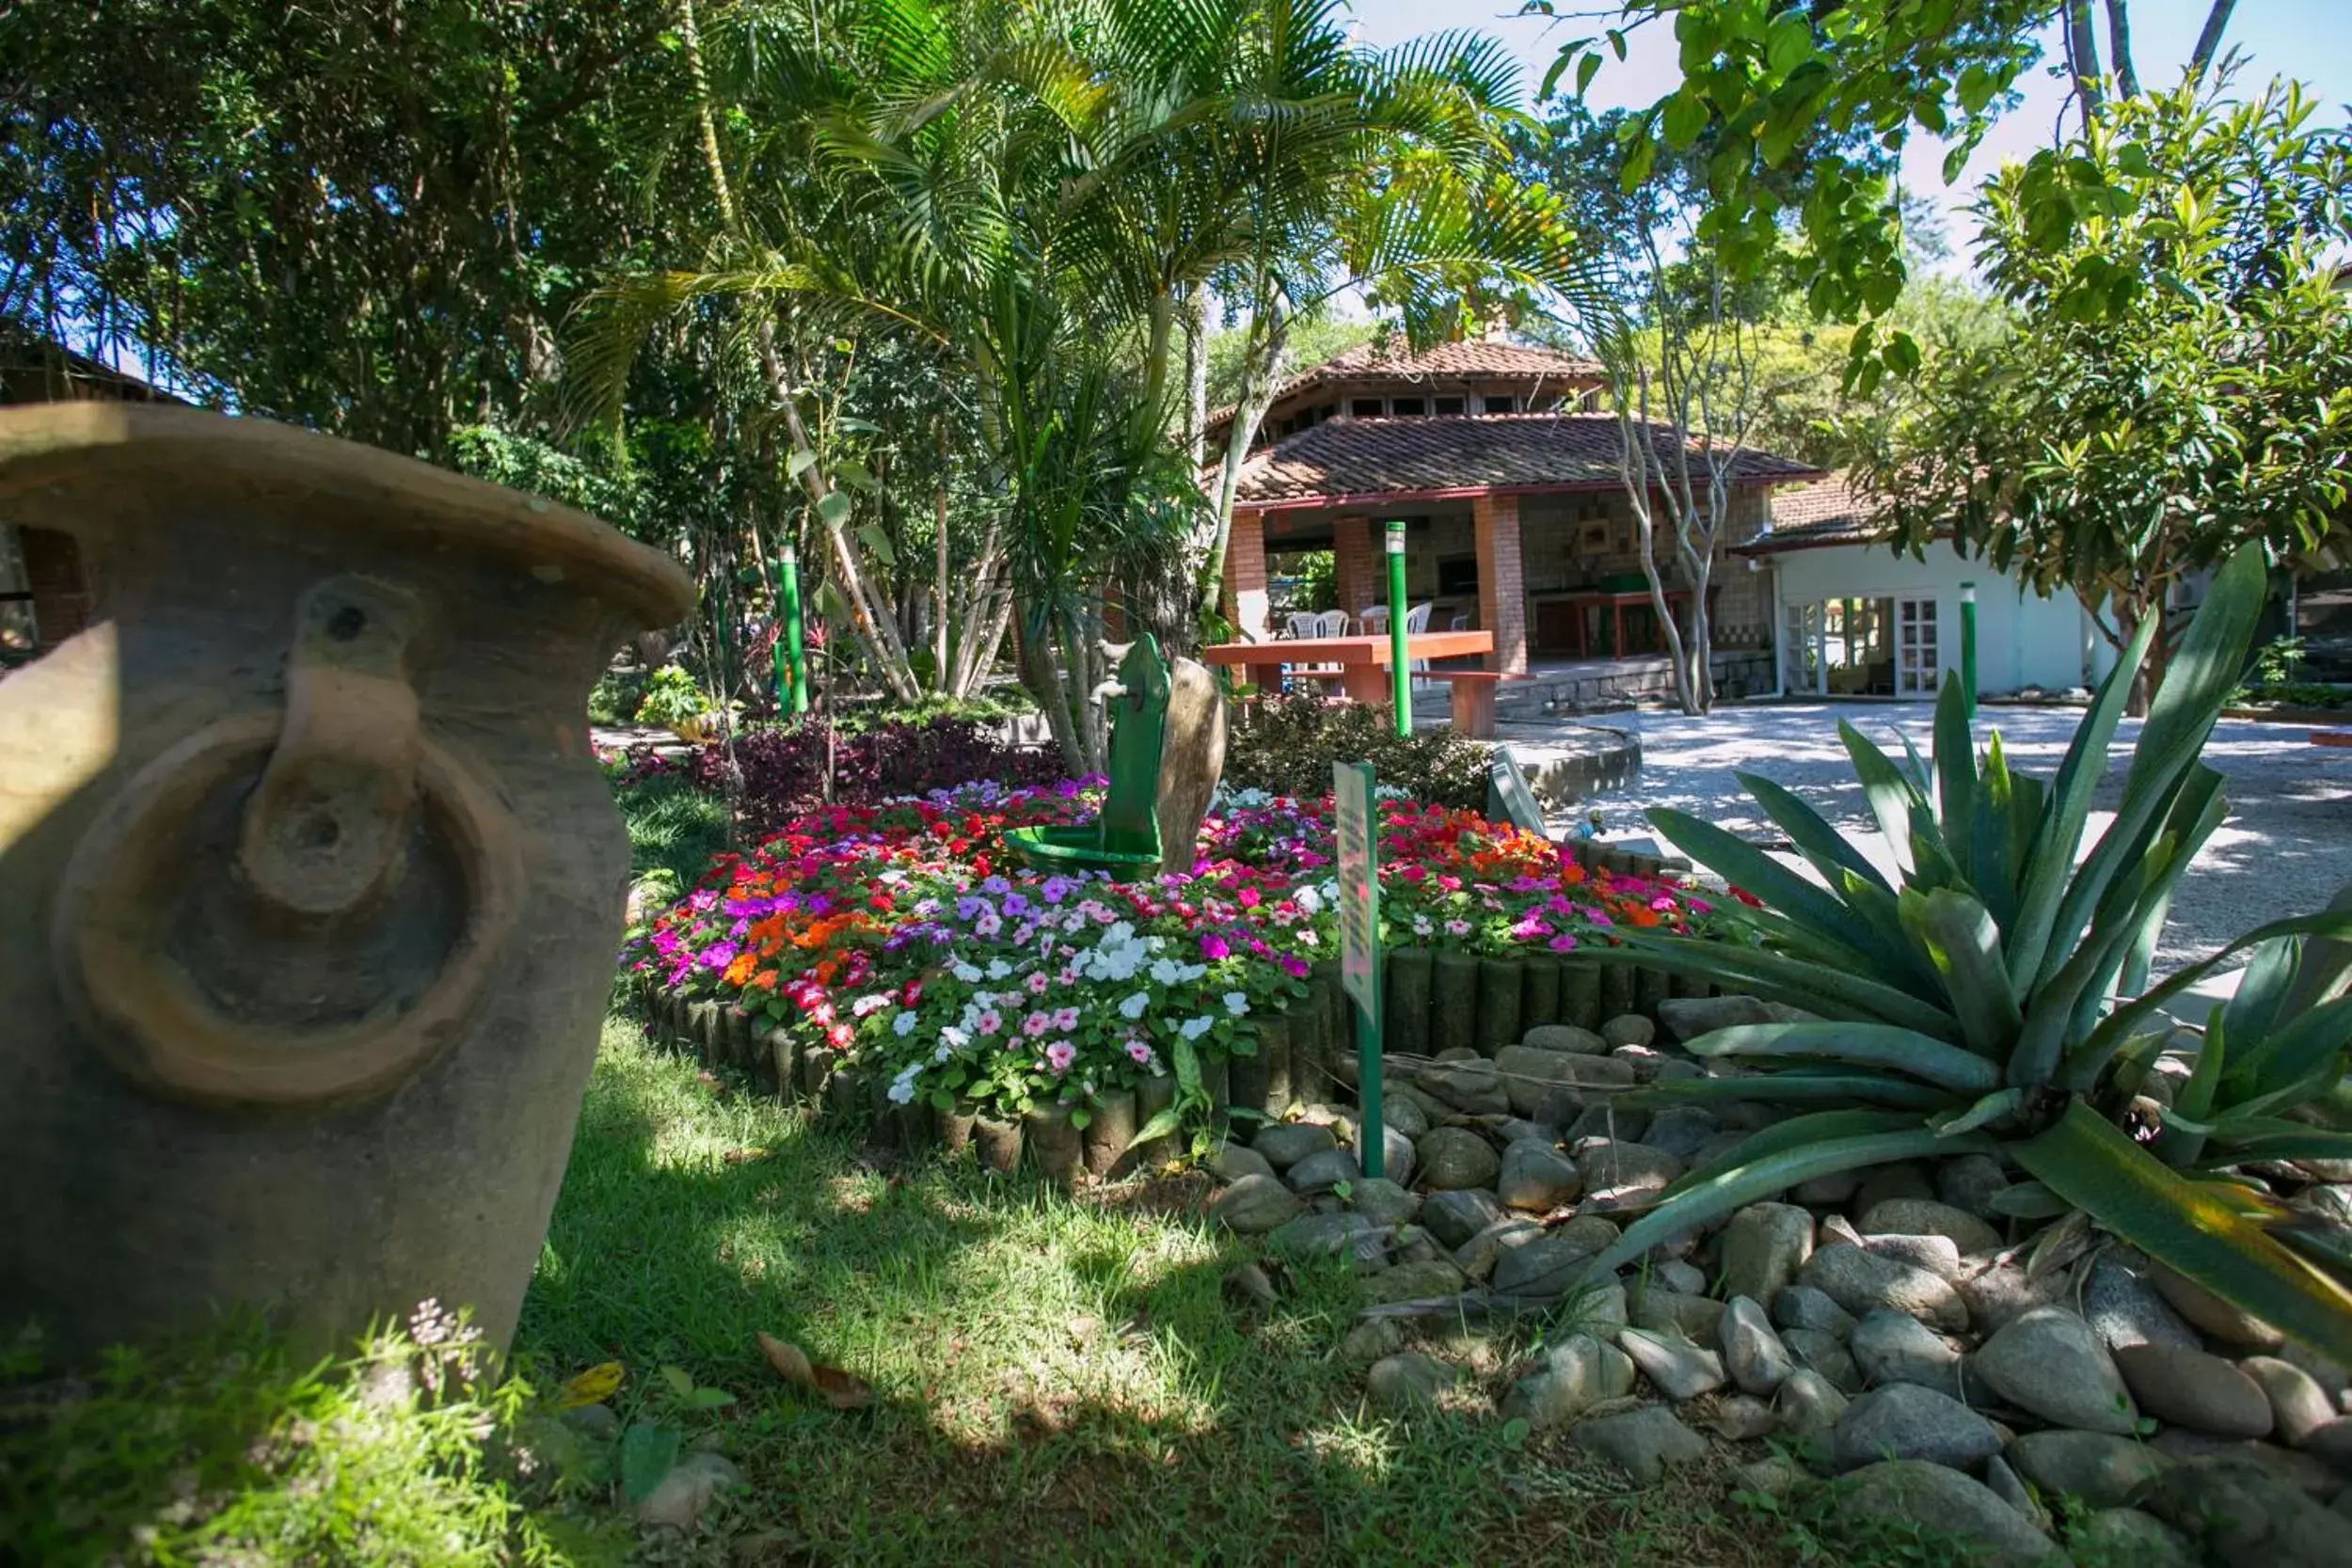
[941,1025,971,1050]
[851,993,892,1018]
[893,1010,919,1037]
[1223,991,1249,1016]
[986,958,1013,980]
[952,962,984,984]
[1180,1015,1215,1041]
[1150,958,1184,986]
[1120,990,1151,1020]
[1294,886,1323,915]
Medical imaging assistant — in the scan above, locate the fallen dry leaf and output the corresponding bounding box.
[756,1331,875,1410]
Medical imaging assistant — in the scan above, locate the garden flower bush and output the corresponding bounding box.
[628,781,1709,1127]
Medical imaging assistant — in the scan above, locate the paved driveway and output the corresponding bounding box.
[1571,701,2352,972]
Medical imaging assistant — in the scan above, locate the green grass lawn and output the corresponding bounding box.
[515,1014,1899,1568]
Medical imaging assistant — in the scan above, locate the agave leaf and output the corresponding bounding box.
[1576,1129,1997,1291]
[1633,1073,1958,1111]
[1657,1108,1922,1200]
[1972,730,2019,929]
[1645,807,1907,974]
[2039,759,2227,1007]
[1587,932,1963,1040]
[1933,1086,2026,1137]
[1737,771,1893,896]
[2210,1064,2350,1133]
[2206,1130,2352,1164]
[1900,887,2023,1058]
[2224,936,2302,1051]
[2006,606,2160,992]
[2226,995,2352,1103]
[2072,911,2352,1084]
[2276,1224,2352,1290]
[2014,1098,2352,1366]
[1840,720,1930,877]
[2281,884,2352,1019]
[1932,673,1977,883]
[1685,1022,2001,1093]
[1989,1180,2072,1219]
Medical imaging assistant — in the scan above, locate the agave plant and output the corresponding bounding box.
[1577,545,2352,1362]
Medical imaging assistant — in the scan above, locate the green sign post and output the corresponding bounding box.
[1333,758,1384,1178]
[1384,519,1411,736]
[775,542,809,717]
[1958,579,1977,721]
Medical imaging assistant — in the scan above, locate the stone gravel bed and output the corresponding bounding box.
[1208,996,2352,1567]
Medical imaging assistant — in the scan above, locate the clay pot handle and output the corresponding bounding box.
[238,576,424,916]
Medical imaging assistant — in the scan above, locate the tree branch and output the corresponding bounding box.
[2103,0,2140,98]
[2189,0,2236,77]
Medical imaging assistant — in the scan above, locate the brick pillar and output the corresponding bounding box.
[1474,494,1528,674]
[1333,516,1378,622]
[1223,509,1271,641]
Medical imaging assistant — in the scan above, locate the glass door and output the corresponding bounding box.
[1896,595,1940,696]
[1783,602,1823,694]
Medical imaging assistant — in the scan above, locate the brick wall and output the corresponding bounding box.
[1473,494,1528,673]
[1333,515,1379,621]
[1222,510,1272,641]
[21,526,90,654]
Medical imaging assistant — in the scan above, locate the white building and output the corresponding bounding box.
[1740,473,2117,699]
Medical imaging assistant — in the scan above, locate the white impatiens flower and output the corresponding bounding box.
[1120,990,1151,1020]
[951,962,984,984]
[1223,991,1249,1016]
[1293,885,1322,915]
[1180,1015,1215,1041]
[893,1010,919,1037]
[886,1064,921,1104]
[1150,958,1184,986]
[851,993,893,1017]
[986,958,1013,980]
[940,1025,971,1050]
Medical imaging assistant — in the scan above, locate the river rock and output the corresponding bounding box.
[2151,1264,2286,1351]
[1366,1351,1459,1412]
[2069,1508,2201,1568]
[1600,1014,1655,1049]
[1420,1188,1504,1251]
[2151,1430,2343,1496]
[1959,1261,2074,1336]
[1565,1102,1648,1143]
[636,1449,741,1533]
[1639,1106,1721,1163]
[1253,1121,1339,1170]
[1654,1258,1707,1296]
[1497,1139,1581,1212]
[1208,1142,1277,1182]
[1454,1216,1542,1281]
[2082,1247,2202,1352]
[1858,1230,1964,1282]
[1772,1284,1856,1339]
[1521,1022,1608,1055]
[2298,1418,2352,1475]
[1572,1404,1708,1486]
[1415,1127,1501,1192]
[1851,1307,1965,1397]
[1360,1259,1468,1307]
[2139,1453,2352,1566]
[1782,1328,1862,1394]
[1350,1178,1420,1228]
[1284,1147,1362,1195]
[1723,1204,1817,1306]
[2243,1356,2338,1446]
[1493,1231,1607,1301]
[1574,1138,1683,1196]
[1382,1095,1430,1139]
[1656,992,1790,1040]
[1495,1044,1603,1116]
[1837,1462,2058,1566]
[1501,1333,1635,1429]
[1800,1243,1968,1331]
[1619,1326,1726,1402]
[1936,1153,2011,1219]
[1341,1318,1406,1363]
[2116,1343,2274,1439]
[1833,1383,2004,1472]
[2006,1429,2171,1509]
[1420,1057,1510,1117]
[1732,1454,1804,1498]
[1972,1307,2137,1435]
[1213,1173,1305,1234]
[1793,1169,1863,1208]
[1629,1288,1724,1341]
[1985,1455,2050,1531]
[1720,1294,1796,1396]
[1860,1198,2002,1257]
[1776,1367,1849,1451]
[1268,1212,1381,1268]
[1854,1162,1935,1213]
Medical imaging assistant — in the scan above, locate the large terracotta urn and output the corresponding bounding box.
[0,404,692,1361]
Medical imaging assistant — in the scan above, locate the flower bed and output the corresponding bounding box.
[628,782,1713,1140]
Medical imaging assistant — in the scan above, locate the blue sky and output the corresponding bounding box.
[1345,0,2352,267]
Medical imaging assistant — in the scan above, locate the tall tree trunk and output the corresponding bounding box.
[2103,0,2140,97]
[933,418,951,689]
[2189,0,2236,76]
[2065,0,2105,122]
[1017,610,1086,776]
[1199,294,1290,622]
[1183,283,1209,467]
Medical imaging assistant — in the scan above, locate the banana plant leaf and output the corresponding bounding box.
[2015,1099,2352,1366]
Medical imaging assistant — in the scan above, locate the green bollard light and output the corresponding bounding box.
[1385,518,1410,736]
[1959,579,1977,721]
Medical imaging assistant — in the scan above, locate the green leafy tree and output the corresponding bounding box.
[1855,71,2352,709]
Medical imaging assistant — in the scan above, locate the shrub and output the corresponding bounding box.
[1222,691,1490,809]
[698,714,1061,835]
[587,666,648,723]
[1580,546,2352,1363]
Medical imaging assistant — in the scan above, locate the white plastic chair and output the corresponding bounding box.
[1312,610,1350,639]
[1358,604,1389,635]
[1283,610,1320,640]
[1405,602,1433,673]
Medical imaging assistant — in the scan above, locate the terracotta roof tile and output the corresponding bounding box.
[1231,413,1821,507]
[1737,469,1901,552]
[1208,339,1603,434]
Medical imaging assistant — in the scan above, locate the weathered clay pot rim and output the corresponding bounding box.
[0,404,693,628]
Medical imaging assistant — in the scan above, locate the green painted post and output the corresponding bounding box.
[1959,580,1977,721]
[1385,518,1410,736]
[776,543,809,717]
[1334,760,1383,1180]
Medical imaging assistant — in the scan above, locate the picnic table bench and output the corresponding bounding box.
[1200,630,1505,736]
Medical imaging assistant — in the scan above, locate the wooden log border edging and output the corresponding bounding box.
[633,953,1712,1187]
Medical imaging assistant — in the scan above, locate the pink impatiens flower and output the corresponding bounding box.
[1045,1040,1076,1073]
[1023,1010,1052,1037]
[977,1009,1003,1036]
[1053,1006,1080,1032]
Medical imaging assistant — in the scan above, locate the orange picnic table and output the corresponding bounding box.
[1200,630,1503,734]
